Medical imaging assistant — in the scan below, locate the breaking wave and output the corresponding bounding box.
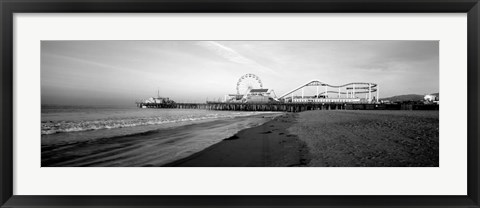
[41,111,273,135]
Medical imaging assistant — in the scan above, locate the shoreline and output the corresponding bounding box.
[163,113,310,167]
[42,113,281,167]
[42,110,438,167]
[165,110,439,167]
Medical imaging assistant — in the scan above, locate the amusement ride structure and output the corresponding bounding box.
[138,73,380,107]
[136,73,441,111]
[227,73,277,103]
[278,80,379,103]
[226,74,379,104]
[236,73,263,95]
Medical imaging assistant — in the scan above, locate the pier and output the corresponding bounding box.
[137,102,438,112]
[137,73,439,112]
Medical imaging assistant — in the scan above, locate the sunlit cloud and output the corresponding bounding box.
[196,41,277,74]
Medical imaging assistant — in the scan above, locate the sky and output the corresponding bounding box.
[41,41,439,106]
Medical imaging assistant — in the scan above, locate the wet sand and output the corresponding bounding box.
[167,110,438,167]
[164,113,310,167]
[42,114,278,167]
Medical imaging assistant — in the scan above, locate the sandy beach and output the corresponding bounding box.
[289,110,439,167]
[168,110,439,167]
[43,109,439,167]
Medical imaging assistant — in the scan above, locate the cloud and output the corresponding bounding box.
[196,41,277,74]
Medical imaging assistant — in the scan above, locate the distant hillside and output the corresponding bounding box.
[381,94,424,102]
[381,93,438,102]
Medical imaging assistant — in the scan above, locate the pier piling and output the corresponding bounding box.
[136,102,438,112]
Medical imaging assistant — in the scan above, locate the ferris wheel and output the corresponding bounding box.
[236,73,263,95]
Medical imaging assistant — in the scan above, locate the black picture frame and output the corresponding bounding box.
[1,0,479,207]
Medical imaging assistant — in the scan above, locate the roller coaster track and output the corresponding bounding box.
[316,90,378,95]
[278,79,378,99]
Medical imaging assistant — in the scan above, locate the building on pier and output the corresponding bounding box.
[137,90,175,108]
[424,93,439,104]
[225,74,278,103]
[142,96,173,104]
[226,88,277,103]
[245,89,278,103]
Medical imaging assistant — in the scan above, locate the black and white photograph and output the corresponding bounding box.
[41,40,439,167]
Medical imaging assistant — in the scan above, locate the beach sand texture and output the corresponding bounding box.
[43,110,439,167]
[288,110,439,167]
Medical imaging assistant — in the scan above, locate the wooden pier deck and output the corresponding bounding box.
[137,102,438,112]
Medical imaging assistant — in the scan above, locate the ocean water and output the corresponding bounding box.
[41,105,282,167]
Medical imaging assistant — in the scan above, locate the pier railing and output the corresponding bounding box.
[136,102,439,112]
